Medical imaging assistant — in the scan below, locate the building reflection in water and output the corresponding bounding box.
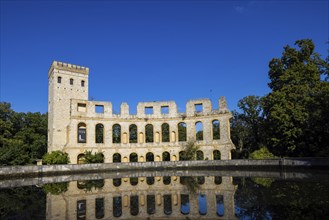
[47,176,237,219]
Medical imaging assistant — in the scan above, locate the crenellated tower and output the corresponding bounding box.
[48,61,89,152]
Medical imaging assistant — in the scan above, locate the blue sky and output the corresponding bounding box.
[1,0,328,114]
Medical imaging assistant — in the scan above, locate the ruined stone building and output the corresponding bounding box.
[48,61,235,164]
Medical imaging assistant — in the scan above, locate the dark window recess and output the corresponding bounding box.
[70,78,74,85]
[81,80,85,87]
[78,128,86,143]
[57,76,62,83]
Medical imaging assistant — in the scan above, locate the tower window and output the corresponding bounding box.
[81,80,85,87]
[70,78,74,85]
[57,76,62,83]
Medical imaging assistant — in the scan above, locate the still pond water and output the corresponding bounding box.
[1,170,329,219]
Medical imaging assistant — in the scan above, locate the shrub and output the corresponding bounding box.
[249,147,276,159]
[83,151,104,163]
[42,182,69,195]
[42,151,70,164]
[180,141,199,161]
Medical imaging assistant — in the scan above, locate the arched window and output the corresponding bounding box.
[145,124,154,143]
[197,176,205,184]
[178,122,187,141]
[130,177,138,186]
[163,195,172,215]
[81,80,85,87]
[77,154,85,164]
[147,177,154,185]
[198,194,207,215]
[216,195,224,217]
[112,124,121,143]
[113,196,122,217]
[129,124,138,143]
[213,150,221,160]
[180,194,190,215]
[196,150,204,160]
[163,176,171,185]
[161,123,170,142]
[95,123,104,143]
[70,78,74,85]
[113,178,121,187]
[162,151,170,161]
[195,121,203,141]
[57,76,62,83]
[146,152,154,162]
[78,123,87,143]
[113,153,121,163]
[147,195,156,214]
[214,176,222,185]
[179,151,186,161]
[130,153,138,162]
[130,195,139,216]
[77,200,86,220]
[212,120,220,140]
[95,198,104,219]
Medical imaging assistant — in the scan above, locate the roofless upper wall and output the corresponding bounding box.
[70,97,230,119]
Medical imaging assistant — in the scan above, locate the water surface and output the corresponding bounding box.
[1,170,328,219]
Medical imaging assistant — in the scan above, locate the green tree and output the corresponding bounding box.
[249,147,276,159]
[180,141,199,161]
[231,96,264,158]
[42,151,70,164]
[83,150,104,163]
[263,39,329,157]
[0,102,48,165]
[42,182,69,195]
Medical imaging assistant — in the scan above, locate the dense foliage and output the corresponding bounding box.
[249,147,276,160]
[231,39,329,158]
[42,182,69,195]
[42,150,70,164]
[82,150,104,163]
[234,177,329,219]
[179,141,199,161]
[0,102,47,165]
[0,186,46,219]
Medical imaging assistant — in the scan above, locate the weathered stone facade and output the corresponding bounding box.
[48,61,235,164]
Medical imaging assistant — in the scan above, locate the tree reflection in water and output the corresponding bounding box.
[180,176,201,194]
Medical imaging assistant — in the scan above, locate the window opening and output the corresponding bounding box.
[145,107,153,114]
[161,106,169,114]
[195,103,203,112]
[95,105,104,113]
[77,103,87,112]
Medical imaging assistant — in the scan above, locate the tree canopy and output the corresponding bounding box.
[0,102,47,165]
[231,39,329,158]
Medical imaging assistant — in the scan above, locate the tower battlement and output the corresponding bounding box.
[48,61,89,77]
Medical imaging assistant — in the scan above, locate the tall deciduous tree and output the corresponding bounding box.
[263,39,329,157]
[231,96,264,158]
[0,102,47,165]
